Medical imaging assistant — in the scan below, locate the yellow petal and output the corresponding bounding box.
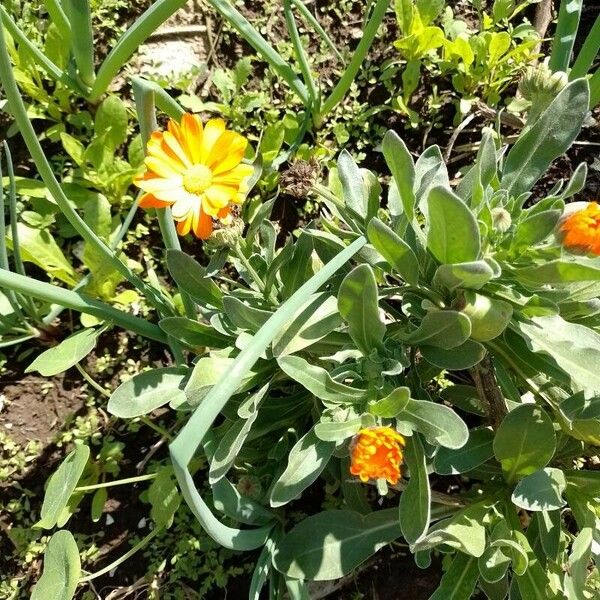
[212,163,254,187]
[135,176,183,193]
[153,187,194,204]
[172,193,198,220]
[209,132,248,174]
[180,113,203,164]
[162,131,193,169]
[145,155,185,178]
[200,118,226,163]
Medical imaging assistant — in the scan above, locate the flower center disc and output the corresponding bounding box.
[183,164,213,194]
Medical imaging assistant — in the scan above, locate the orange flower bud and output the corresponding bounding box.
[349,427,406,485]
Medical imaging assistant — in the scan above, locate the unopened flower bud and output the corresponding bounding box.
[491,207,511,233]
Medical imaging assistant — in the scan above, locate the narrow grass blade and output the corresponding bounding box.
[283,0,319,108]
[42,0,71,44]
[89,0,188,102]
[590,69,600,109]
[549,0,583,73]
[290,0,344,65]
[320,0,390,119]
[205,0,310,106]
[0,268,167,343]
[570,15,600,79]
[170,237,366,549]
[62,0,96,87]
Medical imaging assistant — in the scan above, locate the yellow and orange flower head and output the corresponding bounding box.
[559,201,600,256]
[133,114,254,240]
[350,427,406,485]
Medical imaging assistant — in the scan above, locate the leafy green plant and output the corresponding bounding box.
[6,64,596,599]
[393,0,540,120]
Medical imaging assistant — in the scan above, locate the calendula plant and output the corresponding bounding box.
[8,55,596,599]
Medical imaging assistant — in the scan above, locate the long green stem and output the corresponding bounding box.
[549,0,583,73]
[79,526,163,582]
[88,0,188,102]
[290,0,344,65]
[62,0,96,88]
[43,0,71,42]
[570,15,600,79]
[233,241,277,304]
[0,26,172,317]
[283,0,319,112]
[0,268,167,343]
[3,142,39,320]
[319,0,390,120]
[139,416,173,441]
[75,363,110,398]
[75,472,157,493]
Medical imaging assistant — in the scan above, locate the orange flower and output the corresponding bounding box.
[134,114,254,239]
[559,202,600,256]
[350,427,406,485]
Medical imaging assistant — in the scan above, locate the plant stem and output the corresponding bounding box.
[139,416,173,442]
[0,268,167,343]
[75,472,158,492]
[79,526,162,582]
[470,353,508,430]
[75,363,110,398]
[233,242,278,305]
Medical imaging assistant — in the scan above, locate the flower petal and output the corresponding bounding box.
[139,193,171,209]
[180,113,203,164]
[200,118,226,163]
[193,209,213,239]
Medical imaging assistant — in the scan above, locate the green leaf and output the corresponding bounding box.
[369,387,411,418]
[382,130,415,219]
[517,315,600,394]
[460,292,513,342]
[90,487,107,523]
[60,132,85,166]
[273,508,402,581]
[314,417,363,442]
[278,355,367,404]
[108,367,187,418]
[399,434,430,544]
[209,386,266,483]
[559,391,600,422]
[338,150,367,218]
[515,258,600,284]
[270,429,335,507]
[512,210,561,249]
[413,501,490,558]
[511,468,567,511]
[30,530,80,600]
[159,317,231,349]
[338,264,385,354]
[429,553,479,600]
[513,533,554,599]
[148,466,181,528]
[536,510,561,561]
[402,310,471,349]
[433,261,495,291]
[563,527,593,600]
[280,233,314,299]
[421,340,486,370]
[94,95,128,150]
[501,79,589,198]
[272,293,342,357]
[367,217,419,284]
[426,186,480,264]
[434,427,494,475]
[493,404,556,483]
[26,328,99,376]
[223,297,272,331]
[415,146,449,208]
[37,445,90,529]
[6,222,78,285]
[398,398,469,449]
[167,250,223,309]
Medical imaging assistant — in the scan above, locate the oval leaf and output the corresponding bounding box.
[108,367,187,418]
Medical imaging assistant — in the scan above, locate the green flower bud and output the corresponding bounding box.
[491,207,512,233]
